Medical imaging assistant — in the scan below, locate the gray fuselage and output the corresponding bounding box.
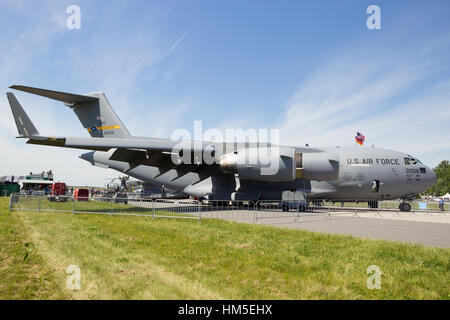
[81,146,436,201]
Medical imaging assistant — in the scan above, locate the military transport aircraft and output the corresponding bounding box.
[7,85,437,211]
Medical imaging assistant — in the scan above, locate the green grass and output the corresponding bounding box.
[10,197,133,212]
[11,197,196,220]
[0,198,68,299]
[1,197,449,299]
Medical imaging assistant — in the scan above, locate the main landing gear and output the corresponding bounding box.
[368,200,379,209]
[399,202,412,212]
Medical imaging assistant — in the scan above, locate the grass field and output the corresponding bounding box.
[0,197,449,299]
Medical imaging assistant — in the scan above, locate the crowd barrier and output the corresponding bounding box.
[8,194,448,224]
[9,194,200,221]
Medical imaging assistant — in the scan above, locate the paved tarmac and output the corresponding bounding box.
[256,213,450,248]
[132,201,450,248]
[200,210,450,248]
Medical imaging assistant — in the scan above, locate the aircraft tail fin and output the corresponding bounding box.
[9,85,131,138]
[7,92,40,138]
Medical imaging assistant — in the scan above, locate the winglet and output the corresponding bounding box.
[6,92,40,138]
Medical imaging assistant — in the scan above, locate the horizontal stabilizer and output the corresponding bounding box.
[7,92,39,137]
[9,85,97,104]
[10,85,131,138]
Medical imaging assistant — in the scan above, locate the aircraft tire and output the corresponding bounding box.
[218,200,229,207]
[399,202,412,212]
[368,201,379,209]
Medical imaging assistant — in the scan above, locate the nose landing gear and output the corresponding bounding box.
[399,202,412,212]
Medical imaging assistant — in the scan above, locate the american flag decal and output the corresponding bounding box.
[355,132,365,145]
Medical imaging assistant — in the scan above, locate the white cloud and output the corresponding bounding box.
[278,41,450,168]
[0,1,149,186]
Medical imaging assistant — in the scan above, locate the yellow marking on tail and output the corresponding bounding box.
[87,125,121,132]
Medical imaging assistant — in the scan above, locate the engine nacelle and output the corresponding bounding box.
[295,152,339,181]
[106,182,120,191]
[220,148,339,182]
[220,147,296,182]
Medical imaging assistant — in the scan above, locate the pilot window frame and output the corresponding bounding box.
[404,157,418,165]
[405,155,421,165]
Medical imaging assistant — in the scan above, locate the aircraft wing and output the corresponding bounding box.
[25,135,202,153]
[7,90,323,174]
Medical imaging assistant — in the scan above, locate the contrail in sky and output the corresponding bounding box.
[169,30,190,51]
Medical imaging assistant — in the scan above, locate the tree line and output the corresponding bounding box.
[427,160,450,196]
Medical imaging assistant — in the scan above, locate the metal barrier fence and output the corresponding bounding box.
[9,194,200,221]
[253,199,449,223]
[8,194,448,224]
[198,201,257,222]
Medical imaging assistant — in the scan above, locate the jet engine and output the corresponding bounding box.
[106,182,120,191]
[295,152,340,181]
[220,147,339,182]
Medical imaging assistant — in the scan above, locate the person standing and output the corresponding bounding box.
[439,198,445,211]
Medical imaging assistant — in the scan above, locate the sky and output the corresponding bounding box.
[0,0,449,186]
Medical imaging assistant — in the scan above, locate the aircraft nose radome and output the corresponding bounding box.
[421,165,437,190]
[429,168,437,186]
[79,151,95,165]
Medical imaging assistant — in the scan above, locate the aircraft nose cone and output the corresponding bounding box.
[79,151,95,165]
[420,165,437,191]
[428,167,437,187]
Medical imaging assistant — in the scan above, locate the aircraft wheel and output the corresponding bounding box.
[218,201,229,207]
[231,201,243,208]
[368,201,378,209]
[282,204,289,212]
[399,202,411,212]
[298,206,306,212]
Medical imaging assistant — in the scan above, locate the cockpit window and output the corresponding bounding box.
[404,156,422,165]
[420,167,426,174]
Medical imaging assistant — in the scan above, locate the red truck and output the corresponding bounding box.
[48,182,67,202]
[74,188,89,201]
